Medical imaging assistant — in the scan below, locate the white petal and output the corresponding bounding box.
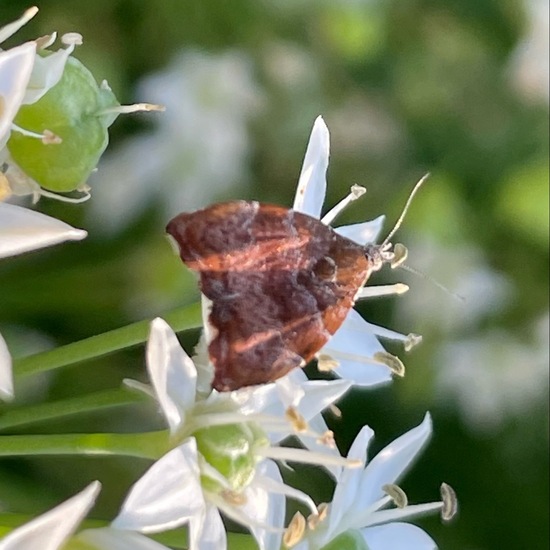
[361,522,438,550]
[355,413,432,511]
[0,42,36,146]
[0,481,100,550]
[76,527,171,550]
[241,461,285,550]
[146,318,197,433]
[24,41,77,105]
[322,311,393,387]
[293,116,329,217]
[0,332,14,401]
[112,439,205,533]
[328,425,374,536]
[0,202,87,259]
[334,215,386,245]
[292,378,352,421]
[188,504,226,550]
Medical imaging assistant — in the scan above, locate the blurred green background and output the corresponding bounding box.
[0,1,548,548]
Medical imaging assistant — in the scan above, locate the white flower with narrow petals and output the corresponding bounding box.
[0,481,100,550]
[291,116,421,387]
[292,413,456,550]
[124,318,360,550]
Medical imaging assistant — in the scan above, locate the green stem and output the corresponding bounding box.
[13,302,201,379]
[0,388,147,431]
[0,430,169,459]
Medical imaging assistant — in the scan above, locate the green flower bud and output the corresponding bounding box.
[7,56,119,192]
[321,530,370,550]
[194,421,268,493]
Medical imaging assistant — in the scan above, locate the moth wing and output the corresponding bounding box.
[166,201,369,390]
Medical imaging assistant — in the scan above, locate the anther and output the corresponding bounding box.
[317,353,339,372]
[61,32,83,46]
[220,489,247,506]
[328,404,342,418]
[440,482,458,522]
[391,243,408,268]
[373,351,405,377]
[42,130,62,145]
[285,406,308,432]
[383,483,408,508]
[284,512,306,548]
[317,430,336,448]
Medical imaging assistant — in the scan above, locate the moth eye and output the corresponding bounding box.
[313,256,337,281]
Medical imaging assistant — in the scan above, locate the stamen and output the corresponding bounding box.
[391,243,408,268]
[39,188,91,204]
[317,353,339,372]
[257,446,362,469]
[440,482,458,522]
[321,184,367,225]
[307,502,329,530]
[404,333,423,352]
[0,6,39,44]
[220,489,247,506]
[356,283,409,299]
[317,430,336,448]
[98,103,166,116]
[11,124,62,144]
[284,512,306,548]
[373,351,405,377]
[383,483,408,508]
[285,406,308,432]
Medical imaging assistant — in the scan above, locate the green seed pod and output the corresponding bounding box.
[194,421,268,493]
[8,56,119,192]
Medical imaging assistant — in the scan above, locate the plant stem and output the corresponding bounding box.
[13,302,201,379]
[0,430,169,459]
[0,388,148,431]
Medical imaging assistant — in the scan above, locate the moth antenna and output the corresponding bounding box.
[396,263,465,302]
[381,172,430,248]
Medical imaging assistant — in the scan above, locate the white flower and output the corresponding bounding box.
[0,201,87,260]
[123,318,358,550]
[0,481,101,550]
[293,413,454,550]
[292,116,419,387]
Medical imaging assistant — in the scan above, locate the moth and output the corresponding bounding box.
[166,179,424,391]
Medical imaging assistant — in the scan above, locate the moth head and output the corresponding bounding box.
[363,242,408,273]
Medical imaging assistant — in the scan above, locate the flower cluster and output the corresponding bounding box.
[0,8,456,550]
